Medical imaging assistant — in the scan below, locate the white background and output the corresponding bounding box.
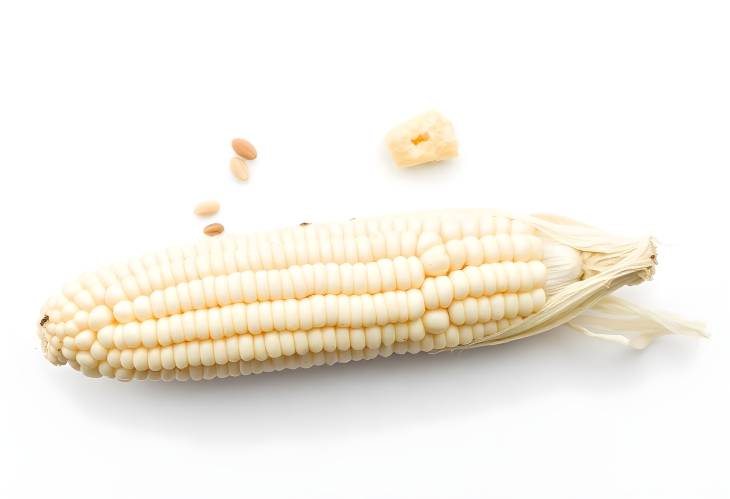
[1,1,728,498]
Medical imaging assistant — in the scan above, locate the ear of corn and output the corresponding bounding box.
[37,209,705,382]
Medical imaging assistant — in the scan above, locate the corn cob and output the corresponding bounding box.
[37,209,705,381]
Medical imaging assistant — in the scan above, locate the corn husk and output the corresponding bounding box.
[454,212,706,350]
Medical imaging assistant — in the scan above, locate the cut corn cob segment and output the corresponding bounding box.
[38,209,705,381]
